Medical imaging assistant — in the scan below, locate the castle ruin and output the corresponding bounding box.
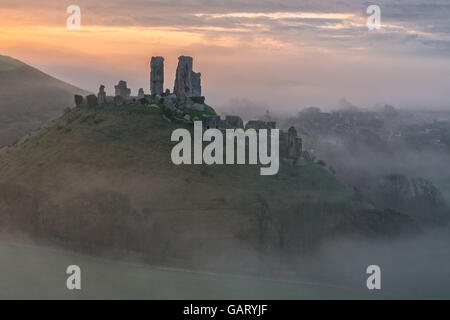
[150,56,164,95]
[98,85,106,104]
[174,56,202,104]
[191,71,202,97]
[86,55,309,167]
[138,88,145,99]
[95,56,204,109]
[115,80,131,98]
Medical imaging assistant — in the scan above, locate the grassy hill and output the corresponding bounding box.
[0,104,416,276]
[0,55,89,147]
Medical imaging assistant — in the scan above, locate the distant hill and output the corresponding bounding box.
[0,104,416,275]
[0,55,89,147]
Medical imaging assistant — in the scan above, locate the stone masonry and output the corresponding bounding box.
[115,80,131,98]
[191,71,202,97]
[97,85,106,104]
[174,56,202,104]
[150,56,164,95]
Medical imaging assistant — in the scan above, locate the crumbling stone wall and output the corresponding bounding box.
[150,56,164,95]
[115,80,131,98]
[174,56,193,103]
[191,71,202,97]
[97,85,106,104]
[174,56,202,104]
[138,88,145,99]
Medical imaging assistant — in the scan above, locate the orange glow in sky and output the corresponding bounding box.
[1,1,449,110]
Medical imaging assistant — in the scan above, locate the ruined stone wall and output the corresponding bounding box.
[150,56,164,95]
[138,88,145,99]
[173,56,203,105]
[174,56,193,103]
[115,80,131,98]
[97,85,106,104]
[191,71,202,97]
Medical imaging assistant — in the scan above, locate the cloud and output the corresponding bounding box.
[1,0,449,109]
[1,0,449,57]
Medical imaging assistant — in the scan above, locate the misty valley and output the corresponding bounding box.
[0,90,449,298]
[1,0,450,299]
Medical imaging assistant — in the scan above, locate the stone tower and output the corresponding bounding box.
[114,80,131,98]
[114,80,131,105]
[174,56,202,104]
[138,88,145,99]
[150,56,164,95]
[191,71,202,97]
[174,56,193,103]
[97,85,106,104]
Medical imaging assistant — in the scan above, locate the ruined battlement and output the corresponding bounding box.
[150,56,164,95]
[75,55,308,166]
[91,55,203,110]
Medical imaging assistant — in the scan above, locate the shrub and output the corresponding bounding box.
[74,95,84,107]
[86,95,98,108]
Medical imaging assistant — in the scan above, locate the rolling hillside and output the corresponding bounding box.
[0,55,89,147]
[0,104,416,276]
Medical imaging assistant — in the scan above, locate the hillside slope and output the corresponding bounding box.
[0,55,89,147]
[0,105,416,274]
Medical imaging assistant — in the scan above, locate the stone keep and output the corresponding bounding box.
[97,85,106,104]
[174,56,202,103]
[138,88,145,99]
[174,56,193,103]
[115,80,131,98]
[150,56,164,95]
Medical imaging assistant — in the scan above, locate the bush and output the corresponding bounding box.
[74,95,84,107]
[140,98,149,106]
[86,95,98,108]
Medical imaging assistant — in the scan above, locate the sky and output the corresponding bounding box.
[1,0,450,112]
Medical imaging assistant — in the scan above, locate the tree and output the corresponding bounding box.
[74,95,84,107]
[86,95,98,108]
